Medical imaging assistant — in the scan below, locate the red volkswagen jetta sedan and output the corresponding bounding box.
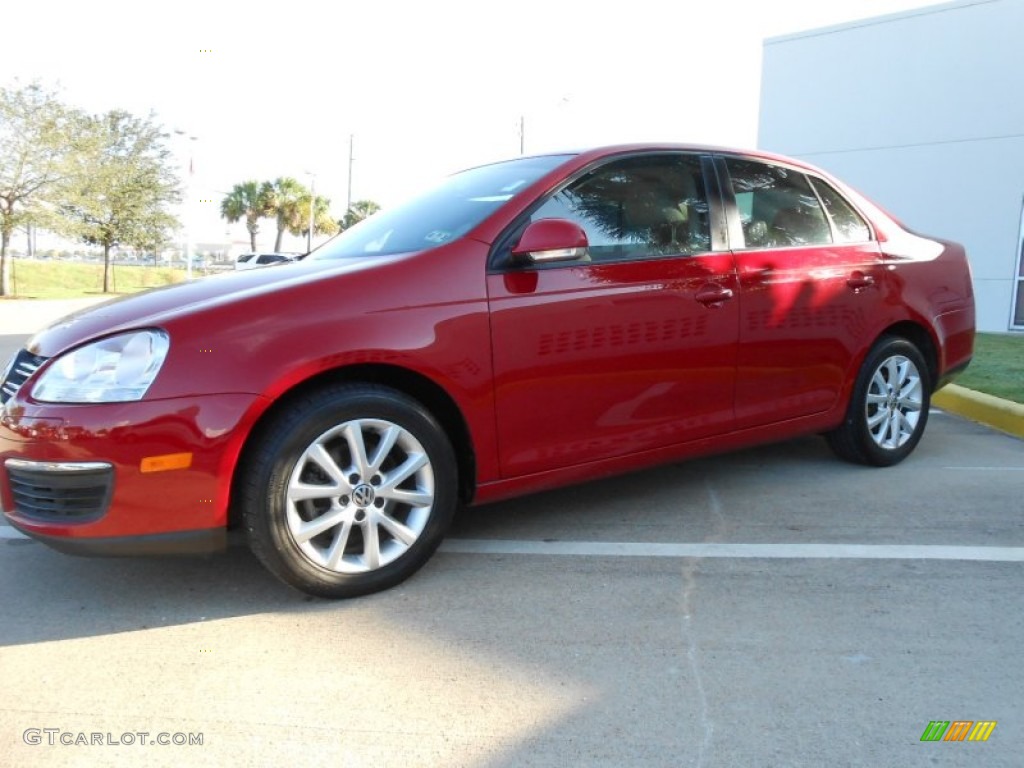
[0,145,974,598]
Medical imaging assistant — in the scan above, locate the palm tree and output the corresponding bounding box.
[264,177,308,251]
[221,181,272,251]
[289,194,339,247]
[340,199,381,230]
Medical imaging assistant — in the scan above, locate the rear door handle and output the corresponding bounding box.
[846,271,875,290]
[695,284,735,307]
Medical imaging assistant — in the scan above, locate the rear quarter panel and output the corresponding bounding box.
[876,232,975,384]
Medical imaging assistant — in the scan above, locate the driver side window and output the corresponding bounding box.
[529,154,711,262]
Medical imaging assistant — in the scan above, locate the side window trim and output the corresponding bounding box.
[488,152,725,272]
[701,154,730,253]
[712,155,745,251]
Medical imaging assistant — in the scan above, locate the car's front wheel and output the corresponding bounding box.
[240,384,457,598]
[826,336,931,467]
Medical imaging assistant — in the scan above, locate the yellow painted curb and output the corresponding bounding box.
[933,384,1024,440]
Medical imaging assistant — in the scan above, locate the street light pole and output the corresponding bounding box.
[346,134,354,214]
[518,97,568,156]
[307,174,316,254]
[174,130,197,279]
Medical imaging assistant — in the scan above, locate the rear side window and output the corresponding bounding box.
[809,177,871,243]
[725,158,831,249]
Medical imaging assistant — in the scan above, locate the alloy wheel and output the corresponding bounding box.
[285,418,435,573]
[863,354,923,450]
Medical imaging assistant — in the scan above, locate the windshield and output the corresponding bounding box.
[310,154,575,260]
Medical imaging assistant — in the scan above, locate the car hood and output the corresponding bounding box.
[27,257,397,358]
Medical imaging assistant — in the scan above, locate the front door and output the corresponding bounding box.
[487,153,739,478]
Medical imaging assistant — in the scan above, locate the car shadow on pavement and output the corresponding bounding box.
[0,542,301,647]
[449,433,845,540]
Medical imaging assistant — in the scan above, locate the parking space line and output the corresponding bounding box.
[440,539,1024,562]
[942,466,1024,471]
[5,525,1021,562]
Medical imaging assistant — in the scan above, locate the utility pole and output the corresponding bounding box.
[307,174,316,253]
[346,134,354,214]
[174,130,197,280]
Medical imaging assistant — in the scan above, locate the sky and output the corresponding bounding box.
[2,0,941,250]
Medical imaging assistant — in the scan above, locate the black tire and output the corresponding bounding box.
[826,336,931,467]
[240,383,457,598]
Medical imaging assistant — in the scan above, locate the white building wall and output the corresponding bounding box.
[758,0,1024,332]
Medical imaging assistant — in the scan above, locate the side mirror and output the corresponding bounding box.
[511,219,590,264]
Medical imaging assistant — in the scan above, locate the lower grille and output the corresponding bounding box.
[1,350,48,404]
[5,459,114,523]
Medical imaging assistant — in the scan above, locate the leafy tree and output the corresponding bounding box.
[221,181,273,252]
[0,82,83,295]
[58,110,181,292]
[264,177,308,252]
[340,199,381,230]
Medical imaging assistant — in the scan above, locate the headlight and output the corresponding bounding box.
[32,330,170,403]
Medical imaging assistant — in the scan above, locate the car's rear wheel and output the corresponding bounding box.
[240,384,457,598]
[826,337,931,467]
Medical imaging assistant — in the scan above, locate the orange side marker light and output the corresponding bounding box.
[140,452,193,473]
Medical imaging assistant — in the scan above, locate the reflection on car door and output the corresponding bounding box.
[487,153,739,478]
[719,156,887,429]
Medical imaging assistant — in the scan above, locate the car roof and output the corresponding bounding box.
[558,143,826,173]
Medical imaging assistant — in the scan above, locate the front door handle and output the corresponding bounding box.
[695,284,735,307]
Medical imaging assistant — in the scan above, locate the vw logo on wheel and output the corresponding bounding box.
[352,484,375,508]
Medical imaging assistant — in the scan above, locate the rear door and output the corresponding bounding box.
[717,155,886,429]
[487,153,739,478]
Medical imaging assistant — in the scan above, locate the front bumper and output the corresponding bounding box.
[0,392,263,555]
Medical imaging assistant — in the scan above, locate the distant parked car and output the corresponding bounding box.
[234,252,297,270]
[0,144,975,599]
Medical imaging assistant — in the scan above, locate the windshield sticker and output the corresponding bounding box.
[364,230,393,252]
[425,230,453,243]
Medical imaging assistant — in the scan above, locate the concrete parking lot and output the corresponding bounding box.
[1,307,1021,767]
